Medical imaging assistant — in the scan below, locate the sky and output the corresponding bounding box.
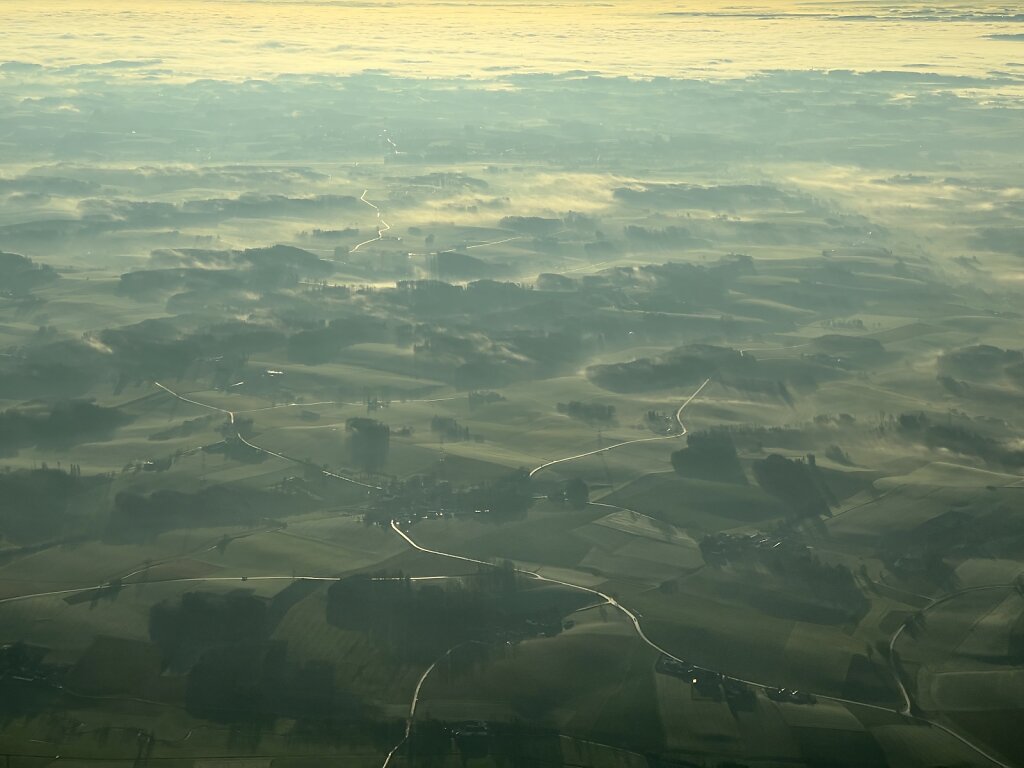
[4,1,1024,83]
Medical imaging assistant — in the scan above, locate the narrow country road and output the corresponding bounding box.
[155,381,381,489]
[389,521,1013,767]
[380,641,483,768]
[529,377,710,477]
[351,189,391,252]
[144,378,1010,767]
[155,381,234,424]
[385,375,1012,768]
[885,584,1017,768]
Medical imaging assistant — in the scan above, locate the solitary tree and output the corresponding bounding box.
[564,478,589,510]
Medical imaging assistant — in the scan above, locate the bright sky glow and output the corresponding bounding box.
[4,1,1024,82]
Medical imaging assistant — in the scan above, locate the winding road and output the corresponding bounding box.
[529,378,710,478]
[150,376,1010,767]
[6,375,1010,766]
[392,519,1014,767]
[380,641,485,768]
[351,189,391,253]
[156,381,381,489]
[885,585,1017,768]
[381,377,1012,768]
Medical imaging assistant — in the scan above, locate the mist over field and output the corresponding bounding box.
[1,3,1023,767]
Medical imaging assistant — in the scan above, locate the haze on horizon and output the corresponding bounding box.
[5,0,1024,82]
